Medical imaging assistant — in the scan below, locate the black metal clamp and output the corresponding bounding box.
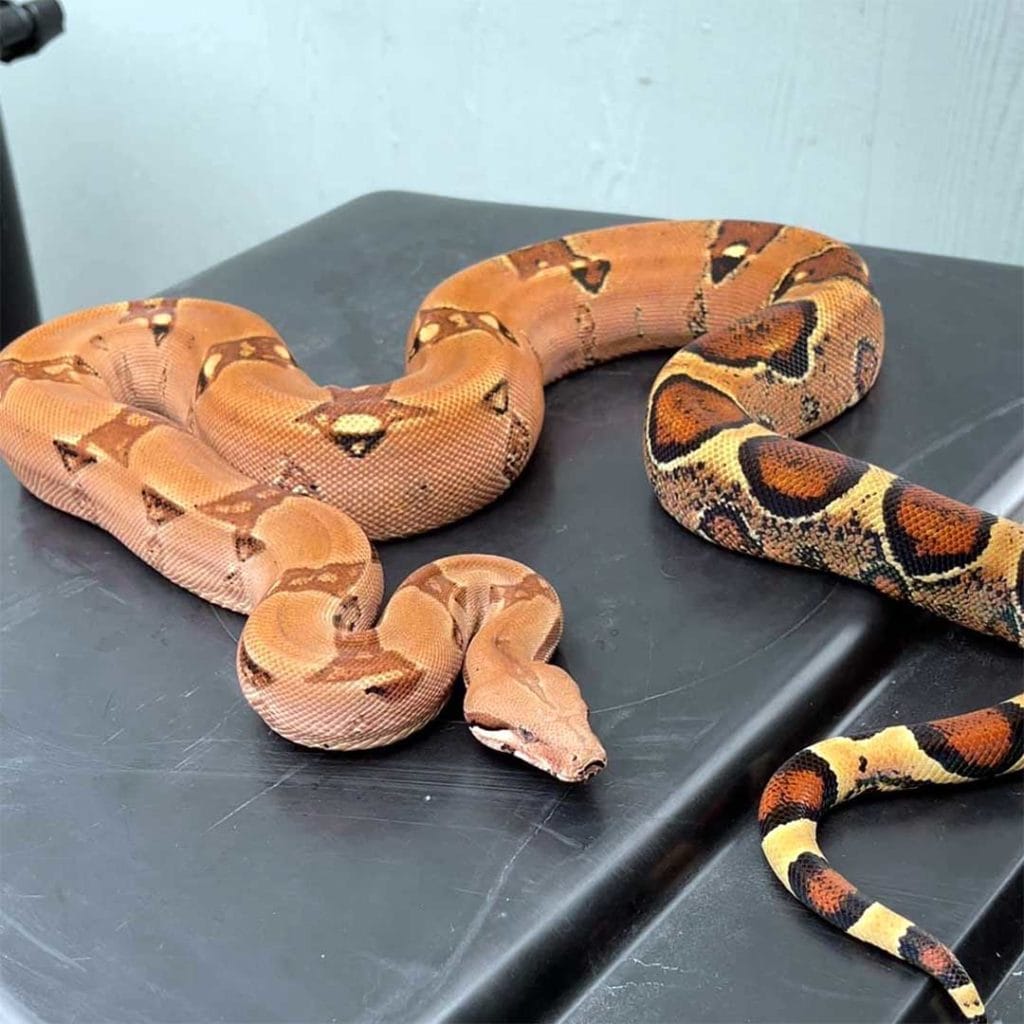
[0,0,63,63]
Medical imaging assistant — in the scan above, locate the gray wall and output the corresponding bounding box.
[4,0,1022,319]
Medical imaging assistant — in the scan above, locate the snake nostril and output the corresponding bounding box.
[580,759,606,780]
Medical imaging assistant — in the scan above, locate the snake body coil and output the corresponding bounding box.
[0,220,1020,1018]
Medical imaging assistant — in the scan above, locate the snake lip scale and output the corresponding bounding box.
[467,721,607,782]
[0,219,1020,1020]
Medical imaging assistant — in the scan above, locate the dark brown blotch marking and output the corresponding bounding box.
[0,354,101,399]
[739,436,868,518]
[410,307,519,357]
[697,504,762,556]
[309,632,423,701]
[691,300,818,379]
[234,534,266,562]
[575,302,598,366]
[570,257,612,293]
[771,245,871,301]
[198,483,288,532]
[78,408,164,467]
[910,702,1022,778]
[119,298,179,346]
[407,563,468,614]
[332,428,386,458]
[897,926,973,990]
[686,284,708,339]
[854,336,881,398]
[196,335,296,397]
[333,596,362,633]
[795,544,827,570]
[489,572,556,607]
[503,412,533,483]
[505,238,610,294]
[647,374,750,465]
[483,378,510,414]
[788,852,871,930]
[197,483,288,564]
[272,458,319,497]
[758,749,839,835]
[238,645,273,690]
[882,478,995,578]
[295,384,433,457]
[141,486,185,525]
[862,562,910,602]
[709,221,783,284]
[272,562,364,597]
[800,395,821,426]
[53,439,98,474]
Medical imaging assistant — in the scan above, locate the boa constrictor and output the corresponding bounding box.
[0,220,1020,1019]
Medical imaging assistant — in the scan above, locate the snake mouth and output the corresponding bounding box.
[467,722,606,783]
[467,724,528,757]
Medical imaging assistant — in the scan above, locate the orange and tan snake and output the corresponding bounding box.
[0,220,1020,1019]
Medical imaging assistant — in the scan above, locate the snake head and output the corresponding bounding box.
[464,663,607,783]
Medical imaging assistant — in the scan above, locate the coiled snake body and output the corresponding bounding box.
[0,220,1020,1019]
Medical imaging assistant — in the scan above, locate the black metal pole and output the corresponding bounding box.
[0,0,64,346]
[1,109,41,345]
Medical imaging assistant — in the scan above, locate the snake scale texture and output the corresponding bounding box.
[1,220,1020,1019]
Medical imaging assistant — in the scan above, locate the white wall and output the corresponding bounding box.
[4,0,1022,318]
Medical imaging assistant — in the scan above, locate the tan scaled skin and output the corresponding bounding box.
[1,220,1022,1014]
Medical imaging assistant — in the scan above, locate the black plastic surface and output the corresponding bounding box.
[0,193,1021,1024]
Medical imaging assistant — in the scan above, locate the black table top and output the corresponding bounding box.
[1,193,1021,1024]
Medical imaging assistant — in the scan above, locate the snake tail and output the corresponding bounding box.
[759,695,1024,1021]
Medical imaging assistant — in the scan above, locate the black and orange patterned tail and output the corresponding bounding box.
[759,696,1024,1022]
